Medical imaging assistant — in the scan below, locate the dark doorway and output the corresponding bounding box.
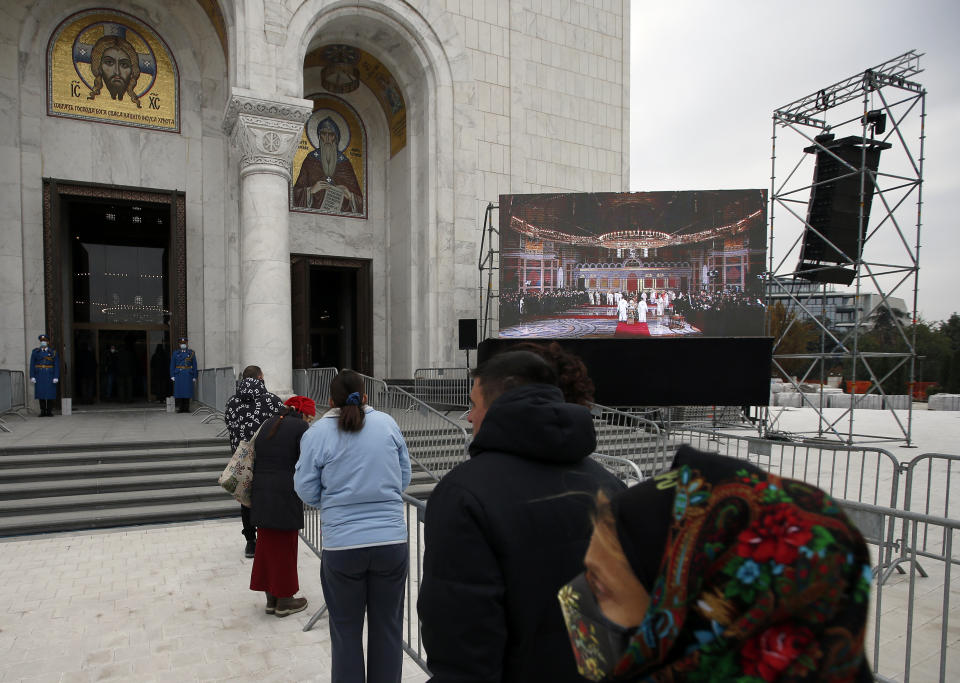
[291,255,372,373]
[43,180,187,400]
[63,194,174,403]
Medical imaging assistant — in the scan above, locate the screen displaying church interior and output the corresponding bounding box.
[498,190,768,338]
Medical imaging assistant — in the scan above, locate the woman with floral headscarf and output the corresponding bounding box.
[558,446,873,682]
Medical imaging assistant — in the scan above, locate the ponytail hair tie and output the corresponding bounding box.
[346,391,362,406]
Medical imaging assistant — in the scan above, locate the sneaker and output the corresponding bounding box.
[265,593,277,615]
[244,540,256,558]
[274,596,308,617]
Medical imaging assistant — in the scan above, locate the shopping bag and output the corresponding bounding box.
[218,424,263,507]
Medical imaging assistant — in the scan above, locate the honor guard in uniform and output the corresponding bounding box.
[169,336,198,413]
[29,333,60,417]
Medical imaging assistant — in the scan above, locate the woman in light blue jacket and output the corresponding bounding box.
[294,370,411,683]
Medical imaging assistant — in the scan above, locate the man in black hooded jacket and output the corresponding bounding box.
[418,350,624,682]
[224,365,285,557]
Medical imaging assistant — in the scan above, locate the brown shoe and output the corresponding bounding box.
[265,592,277,614]
[274,596,307,617]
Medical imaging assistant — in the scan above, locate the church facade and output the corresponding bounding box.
[0,0,630,400]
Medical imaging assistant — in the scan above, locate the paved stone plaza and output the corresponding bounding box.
[2,405,959,681]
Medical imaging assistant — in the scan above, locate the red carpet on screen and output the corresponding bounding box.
[614,322,651,337]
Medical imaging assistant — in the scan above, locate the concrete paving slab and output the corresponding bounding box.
[0,519,429,682]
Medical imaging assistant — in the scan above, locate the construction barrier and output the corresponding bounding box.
[292,367,338,408]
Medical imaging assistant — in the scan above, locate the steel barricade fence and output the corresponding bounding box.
[402,493,430,673]
[193,367,235,426]
[299,503,329,632]
[839,500,960,682]
[903,453,960,567]
[292,368,338,408]
[8,370,25,412]
[381,385,470,479]
[215,367,235,413]
[590,452,645,485]
[590,403,671,477]
[297,494,432,677]
[412,368,470,409]
[668,426,902,510]
[194,369,217,412]
[0,370,12,432]
[355,372,391,411]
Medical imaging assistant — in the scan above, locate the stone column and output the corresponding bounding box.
[223,91,312,397]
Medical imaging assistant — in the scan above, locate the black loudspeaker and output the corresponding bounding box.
[458,319,478,350]
[797,135,890,285]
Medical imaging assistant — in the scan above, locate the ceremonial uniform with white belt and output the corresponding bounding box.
[29,333,60,417]
[169,336,198,413]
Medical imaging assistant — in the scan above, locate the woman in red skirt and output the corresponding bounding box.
[249,395,315,616]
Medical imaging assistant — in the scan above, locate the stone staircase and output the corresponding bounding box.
[0,434,447,537]
[0,439,237,537]
[0,417,676,537]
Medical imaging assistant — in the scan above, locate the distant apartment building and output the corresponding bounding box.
[766,277,909,331]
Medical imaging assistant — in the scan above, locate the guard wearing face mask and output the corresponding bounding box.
[169,336,198,413]
[30,333,60,417]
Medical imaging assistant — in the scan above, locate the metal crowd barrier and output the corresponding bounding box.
[292,367,338,408]
[667,426,901,509]
[0,370,27,432]
[193,367,236,430]
[381,385,470,479]
[902,453,960,567]
[299,503,329,632]
[297,493,432,677]
[590,452,645,485]
[356,372,391,411]
[839,499,960,682]
[590,403,671,477]
[412,368,470,410]
[401,493,430,673]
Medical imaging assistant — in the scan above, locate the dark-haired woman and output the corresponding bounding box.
[248,395,315,617]
[294,370,411,682]
[557,446,873,682]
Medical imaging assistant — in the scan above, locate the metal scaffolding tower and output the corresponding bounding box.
[478,203,500,342]
[766,50,926,446]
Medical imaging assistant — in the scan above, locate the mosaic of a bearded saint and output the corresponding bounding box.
[293,117,363,213]
[88,34,141,107]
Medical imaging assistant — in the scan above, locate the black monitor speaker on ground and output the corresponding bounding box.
[797,135,891,285]
[458,318,478,350]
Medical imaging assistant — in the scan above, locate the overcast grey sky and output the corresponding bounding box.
[630,0,960,323]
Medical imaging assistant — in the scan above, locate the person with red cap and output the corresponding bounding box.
[248,394,316,617]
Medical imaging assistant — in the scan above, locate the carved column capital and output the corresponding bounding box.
[223,89,313,179]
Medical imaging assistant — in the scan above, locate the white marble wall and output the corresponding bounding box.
[1,0,630,382]
[1,0,232,383]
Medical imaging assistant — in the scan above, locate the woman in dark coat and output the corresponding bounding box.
[249,395,316,617]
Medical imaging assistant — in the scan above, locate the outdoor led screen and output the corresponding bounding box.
[498,190,768,339]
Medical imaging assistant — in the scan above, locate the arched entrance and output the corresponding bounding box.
[282,0,466,377]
